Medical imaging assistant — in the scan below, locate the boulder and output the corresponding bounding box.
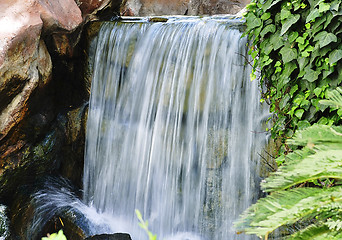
[0,0,82,142]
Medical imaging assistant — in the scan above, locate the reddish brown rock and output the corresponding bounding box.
[121,0,250,16]
[76,0,112,17]
[0,0,82,141]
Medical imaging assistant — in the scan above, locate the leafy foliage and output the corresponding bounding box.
[244,0,342,152]
[235,88,342,239]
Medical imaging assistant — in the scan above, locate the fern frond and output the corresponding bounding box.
[260,124,342,191]
[262,150,342,192]
[287,125,342,147]
[288,224,342,240]
[325,218,342,231]
[320,87,342,109]
[234,187,342,237]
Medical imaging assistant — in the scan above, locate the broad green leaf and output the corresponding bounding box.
[306,9,320,23]
[281,14,300,35]
[313,31,337,48]
[319,2,331,13]
[260,24,276,37]
[279,46,297,63]
[303,68,320,82]
[245,12,262,32]
[296,36,305,44]
[282,62,297,77]
[329,49,342,65]
[289,84,298,97]
[261,12,271,20]
[295,109,305,119]
[324,12,335,28]
[269,31,284,50]
[288,31,299,42]
[280,9,291,20]
[330,1,340,11]
[298,57,309,71]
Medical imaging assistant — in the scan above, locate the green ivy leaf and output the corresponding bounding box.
[290,84,299,97]
[295,109,305,119]
[280,46,298,63]
[281,14,301,35]
[319,2,331,13]
[296,36,305,45]
[261,12,271,20]
[306,9,320,23]
[270,31,285,50]
[303,68,320,82]
[330,1,340,12]
[260,24,276,37]
[288,31,299,42]
[281,9,292,20]
[313,31,337,48]
[329,49,342,65]
[246,12,262,32]
[314,87,322,97]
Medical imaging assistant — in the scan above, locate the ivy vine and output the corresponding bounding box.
[244,0,342,154]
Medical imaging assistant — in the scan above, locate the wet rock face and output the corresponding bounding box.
[121,0,250,16]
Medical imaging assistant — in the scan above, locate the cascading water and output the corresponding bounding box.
[83,16,269,240]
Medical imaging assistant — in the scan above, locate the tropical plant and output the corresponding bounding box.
[235,89,342,239]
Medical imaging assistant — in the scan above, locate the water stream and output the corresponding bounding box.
[82,16,270,240]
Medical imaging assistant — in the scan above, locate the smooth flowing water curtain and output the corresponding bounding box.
[84,17,269,240]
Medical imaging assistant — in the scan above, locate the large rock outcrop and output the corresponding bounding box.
[0,0,81,143]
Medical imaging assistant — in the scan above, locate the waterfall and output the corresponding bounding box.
[84,17,269,240]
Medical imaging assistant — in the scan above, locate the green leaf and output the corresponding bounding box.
[288,31,299,42]
[245,12,262,32]
[319,2,330,13]
[306,9,320,23]
[330,1,340,11]
[280,9,291,20]
[269,31,284,50]
[297,120,311,130]
[289,84,298,97]
[261,12,271,20]
[279,46,297,63]
[296,36,305,44]
[329,49,342,65]
[260,24,276,37]
[281,14,301,35]
[295,109,305,119]
[313,31,337,48]
[303,68,320,82]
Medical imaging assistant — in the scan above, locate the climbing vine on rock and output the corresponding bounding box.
[244,0,342,153]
